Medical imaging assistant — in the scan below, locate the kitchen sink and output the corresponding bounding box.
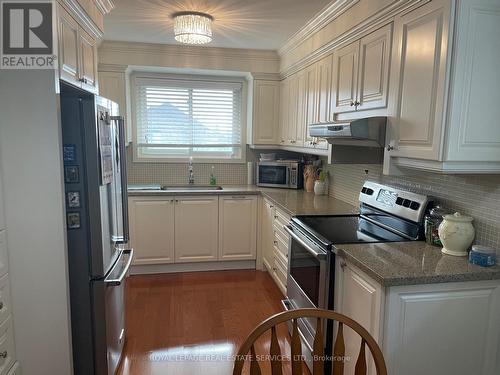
[160,185,223,191]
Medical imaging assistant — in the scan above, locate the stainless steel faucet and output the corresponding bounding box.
[188,157,195,184]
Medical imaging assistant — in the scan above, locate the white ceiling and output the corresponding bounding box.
[104,0,333,50]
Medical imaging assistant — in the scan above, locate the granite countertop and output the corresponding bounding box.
[127,184,358,216]
[336,241,500,287]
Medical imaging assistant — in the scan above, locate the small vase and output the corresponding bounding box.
[438,212,475,257]
[314,181,327,195]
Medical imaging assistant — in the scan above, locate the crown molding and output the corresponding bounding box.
[98,63,128,73]
[280,0,428,77]
[250,73,281,81]
[99,41,280,63]
[278,0,359,57]
[60,0,105,39]
[94,0,115,15]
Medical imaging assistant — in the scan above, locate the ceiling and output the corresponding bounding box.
[104,0,333,50]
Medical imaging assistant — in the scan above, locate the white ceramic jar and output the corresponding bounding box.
[438,212,475,256]
[314,180,328,195]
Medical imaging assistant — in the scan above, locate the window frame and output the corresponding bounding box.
[131,72,248,164]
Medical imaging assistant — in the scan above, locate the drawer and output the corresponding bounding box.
[0,276,10,325]
[0,232,7,278]
[273,207,291,228]
[6,362,19,375]
[273,231,289,259]
[0,317,16,375]
[273,253,288,289]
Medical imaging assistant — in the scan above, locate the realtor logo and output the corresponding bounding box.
[1,1,56,69]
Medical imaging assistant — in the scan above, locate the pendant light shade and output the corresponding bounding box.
[173,12,213,45]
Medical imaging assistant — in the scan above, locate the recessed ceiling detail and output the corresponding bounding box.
[104,0,333,50]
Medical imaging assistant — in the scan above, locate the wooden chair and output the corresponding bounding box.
[233,308,387,375]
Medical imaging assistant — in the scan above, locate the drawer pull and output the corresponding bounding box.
[0,302,3,310]
[0,351,7,359]
[273,240,278,245]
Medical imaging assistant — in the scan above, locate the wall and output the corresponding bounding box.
[324,163,500,249]
[0,70,73,375]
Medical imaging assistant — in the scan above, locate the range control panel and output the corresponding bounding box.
[359,181,432,223]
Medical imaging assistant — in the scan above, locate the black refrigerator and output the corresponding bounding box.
[60,82,133,375]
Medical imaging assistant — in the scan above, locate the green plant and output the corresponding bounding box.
[318,169,327,182]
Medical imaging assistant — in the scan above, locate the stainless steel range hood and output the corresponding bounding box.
[308,116,387,147]
[309,117,387,164]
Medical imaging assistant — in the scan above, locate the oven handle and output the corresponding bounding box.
[284,225,326,260]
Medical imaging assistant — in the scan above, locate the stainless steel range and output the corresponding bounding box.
[283,181,433,372]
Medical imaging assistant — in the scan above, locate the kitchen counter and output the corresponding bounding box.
[336,241,500,287]
[128,185,358,216]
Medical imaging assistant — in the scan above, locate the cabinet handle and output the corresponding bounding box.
[0,351,7,359]
[0,302,3,310]
[78,78,85,83]
[355,101,361,106]
[350,101,355,106]
[340,260,347,269]
[274,215,278,219]
[387,145,394,151]
[273,240,278,245]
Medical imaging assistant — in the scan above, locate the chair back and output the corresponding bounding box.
[233,308,387,375]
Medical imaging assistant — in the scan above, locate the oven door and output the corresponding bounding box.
[284,225,330,364]
[257,164,289,187]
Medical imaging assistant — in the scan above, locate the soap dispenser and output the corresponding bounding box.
[210,166,217,186]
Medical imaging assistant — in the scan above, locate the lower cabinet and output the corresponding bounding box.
[0,317,15,375]
[174,196,219,263]
[261,198,275,271]
[335,255,500,375]
[129,197,175,265]
[218,196,257,260]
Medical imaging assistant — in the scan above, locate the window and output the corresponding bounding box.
[133,76,244,161]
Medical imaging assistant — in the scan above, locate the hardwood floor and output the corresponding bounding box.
[118,270,307,375]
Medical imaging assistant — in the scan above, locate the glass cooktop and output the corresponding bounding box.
[291,215,409,248]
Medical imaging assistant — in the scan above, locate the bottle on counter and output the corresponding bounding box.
[210,166,217,186]
[424,205,451,247]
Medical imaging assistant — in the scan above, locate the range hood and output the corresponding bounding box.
[308,116,387,147]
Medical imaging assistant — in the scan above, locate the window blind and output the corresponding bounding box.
[134,77,243,160]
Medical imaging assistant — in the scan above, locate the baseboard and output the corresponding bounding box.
[130,260,256,275]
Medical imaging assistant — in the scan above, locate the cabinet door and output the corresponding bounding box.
[304,63,318,145]
[295,69,308,147]
[174,196,218,262]
[253,80,280,145]
[129,197,175,265]
[446,0,500,162]
[278,78,290,145]
[261,199,275,270]
[58,6,80,85]
[388,0,451,161]
[357,24,392,111]
[219,196,257,260]
[79,29,98,93]
[316,54,333,122]
[287,74,299,145]
[336,260,383,375]
[332,41,360,114]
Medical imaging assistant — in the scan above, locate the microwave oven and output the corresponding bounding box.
[256,161,304,189]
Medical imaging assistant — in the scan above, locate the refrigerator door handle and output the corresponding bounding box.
[104,249,134,286]
[111,115,130,243]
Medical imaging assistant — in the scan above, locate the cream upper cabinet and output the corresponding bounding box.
[357,24,392,111]
[386,0,500,173]
[332,42,359,114]
[174,196,218,262]
[58,6,80,84]
[78,29,98,92]
[260,198,275,271]
[57,5,99,93]
[316,54,333,123]
[219,196,257,260]
[304,63,318,146]
[251,80,280,145]
[387,0,450,162]
[286,74,299,146]
[278,78,290,145]
[295,69,308,147]
[129,197,175,265]
[332,24,392,115]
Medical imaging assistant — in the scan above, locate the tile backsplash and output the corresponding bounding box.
[126,146,248,185]
[325,163,500,250]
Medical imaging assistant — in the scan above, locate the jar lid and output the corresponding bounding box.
[471,245,496,254]
[443,212,474,223]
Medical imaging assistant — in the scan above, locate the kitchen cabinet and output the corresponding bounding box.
[386,0,500,173]
[336,256,500,375]
[98,69,132,144]
[57,5,98,93]
[5,363,19,375]
[251,80,280,145]
[278,78,290,145]
[261,198,275,272]
[219,196,257,260]
[332,24,392,114]
[0,275,12,327]
[0,317,16,375]
[174,196,219,262]
[129,197,175,265]
[335,259,383,375]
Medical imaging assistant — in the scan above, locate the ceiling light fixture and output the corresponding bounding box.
[173,11,213,45]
